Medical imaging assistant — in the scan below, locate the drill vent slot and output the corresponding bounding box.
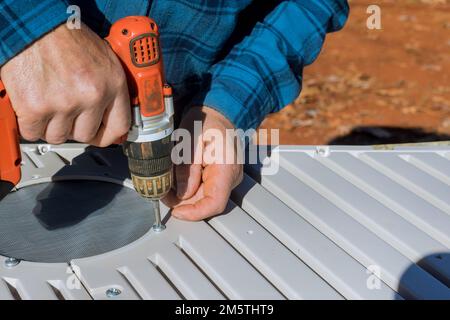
[131,34,159,67]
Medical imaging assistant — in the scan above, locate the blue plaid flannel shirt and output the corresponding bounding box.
[0,0,349,130]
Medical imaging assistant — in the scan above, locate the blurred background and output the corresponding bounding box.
[260,0,450,145]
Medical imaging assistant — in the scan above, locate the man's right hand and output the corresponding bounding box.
[0,23,131,147]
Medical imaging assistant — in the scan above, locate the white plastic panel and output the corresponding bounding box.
[115,260,180,300]
[319,152,450,249]
[0,278,15,300]
[0,256,90,300]
[209,202,343,300]
[72,206,281,300]
[406,153,450,186]
[231,175,400,300]
[276,152,450,286]
[174,219,284,299]
[149,245,224,300]
[71,217,226,300]
[1,143,450,300]
[248,146,450,300]
[361,153,450,214]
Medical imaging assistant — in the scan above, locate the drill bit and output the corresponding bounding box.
[151,199,166,232]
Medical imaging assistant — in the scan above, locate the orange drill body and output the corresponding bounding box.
[0,81,21,196]
[0,16,174,224]
[106,16,167,118]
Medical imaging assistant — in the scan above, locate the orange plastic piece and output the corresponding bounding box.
[0,81,21,186]
[163,85,173,97]
[106,16,167,118]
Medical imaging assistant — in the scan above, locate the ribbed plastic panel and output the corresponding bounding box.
[0,144,449,300]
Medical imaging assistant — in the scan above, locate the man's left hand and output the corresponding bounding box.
[162,106,243,221]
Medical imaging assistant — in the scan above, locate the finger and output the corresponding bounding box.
[175,163,202,199]
[43,114,75,144]
[17,115,50,142]
[70,109,103,143]
[88,87,130,147]
[160,189,181,208]
[161,185,204,209]
[171,186,224,221]
[172,164,234,221]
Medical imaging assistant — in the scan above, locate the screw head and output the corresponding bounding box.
[106,288,121,298]
[152,223,166,233]
[4,257,20,268]
[37,145,49,155]
[315,146,330,157]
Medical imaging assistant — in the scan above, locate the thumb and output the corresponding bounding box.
[172,164,233,221]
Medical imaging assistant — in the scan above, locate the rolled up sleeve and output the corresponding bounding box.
[194,0,349,130]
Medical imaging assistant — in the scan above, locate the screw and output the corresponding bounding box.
[37,145,49,155]
[315,146,330,157]
[151,200,166,233]
[4,257,20,268]
[106,288,121,298]
[152,223,166,232]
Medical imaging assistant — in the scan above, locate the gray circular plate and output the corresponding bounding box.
[0,181,155,263]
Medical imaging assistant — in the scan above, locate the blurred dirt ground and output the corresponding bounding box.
[259,0,450,145]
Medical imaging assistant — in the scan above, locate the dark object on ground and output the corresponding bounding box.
[329,126,450,145]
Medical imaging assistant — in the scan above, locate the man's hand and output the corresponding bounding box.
[163,106,243,221]
[0,23,130,146]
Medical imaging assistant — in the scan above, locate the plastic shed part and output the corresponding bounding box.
[0,143,449,300]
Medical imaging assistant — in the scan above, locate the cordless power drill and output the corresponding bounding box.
[0,16,174,231]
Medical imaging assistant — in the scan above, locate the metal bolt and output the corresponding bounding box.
[152,223,166,232]
[315,146,330,157]
[4,257,20,268]
[37,145,49,155]
[106,288,121,298]
[151,200,165,233]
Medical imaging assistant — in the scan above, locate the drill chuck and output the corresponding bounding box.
[123,137,173,200]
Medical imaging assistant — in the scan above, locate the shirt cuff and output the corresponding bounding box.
[0,0,70,67]
[195,87,259,132]
[191,69,300,132]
